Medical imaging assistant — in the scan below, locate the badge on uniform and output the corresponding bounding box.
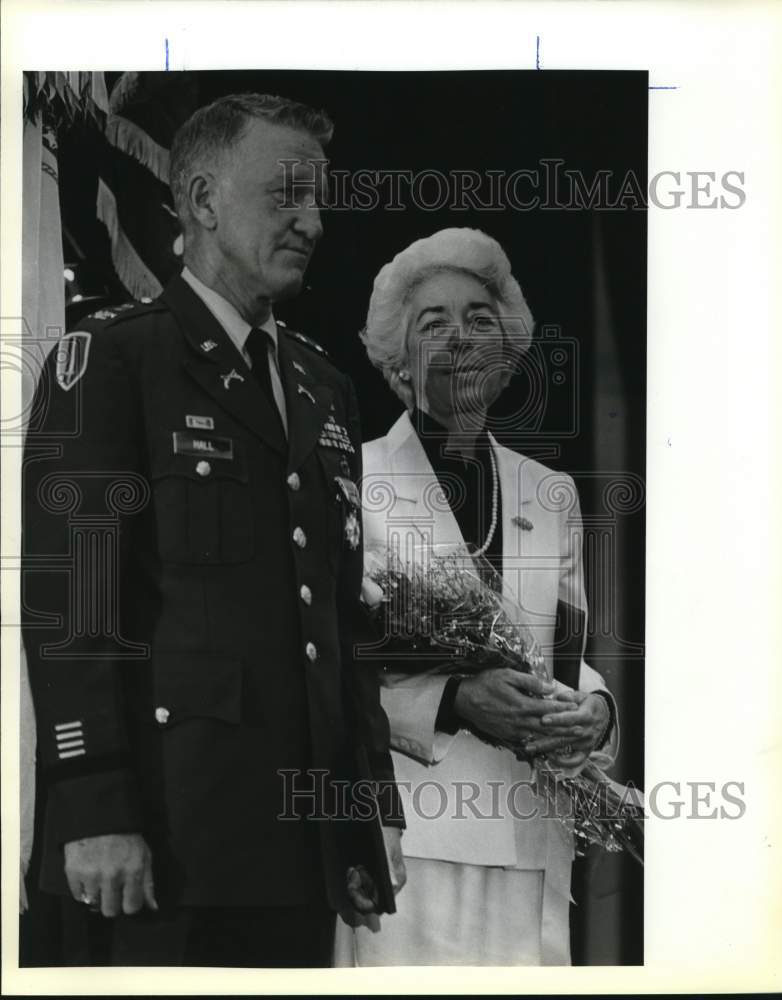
[335,475,361,550]
[297,383,316,405]
[318,414,355,454]
[55,331,91,391]
[185,414,215,430]
[221,369,245,390]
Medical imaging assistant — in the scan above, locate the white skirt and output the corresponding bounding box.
[334,856,571,966]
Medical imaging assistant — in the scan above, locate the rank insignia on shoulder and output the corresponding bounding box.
[200,339,218,353]
[55,331,91,391]
[86,302,137,322]
[285,328,329,358]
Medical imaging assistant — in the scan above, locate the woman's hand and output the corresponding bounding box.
[454,668,578,745]
[524,690,610,763]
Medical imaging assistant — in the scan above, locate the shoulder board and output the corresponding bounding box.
[280,325,330,359]
[82,299,165,327]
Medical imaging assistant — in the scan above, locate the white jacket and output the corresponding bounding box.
[361,412,618,874]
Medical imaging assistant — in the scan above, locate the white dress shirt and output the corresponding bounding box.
[181,266,288,434]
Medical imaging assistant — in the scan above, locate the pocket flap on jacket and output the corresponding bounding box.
[152,653,243,726]
[150,441,248,483]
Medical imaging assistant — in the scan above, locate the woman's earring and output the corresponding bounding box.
[398,370,411,382]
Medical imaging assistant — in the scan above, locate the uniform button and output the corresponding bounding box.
[287,472,301,491]
[195,460,211,477]
[293,527,307,548]
[305,642,318,662]
[155,707,170,725]
[300,584,312,605]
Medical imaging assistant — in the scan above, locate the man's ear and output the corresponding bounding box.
[187,172,218,231]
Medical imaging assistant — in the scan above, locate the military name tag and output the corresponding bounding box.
[172,430,234,459]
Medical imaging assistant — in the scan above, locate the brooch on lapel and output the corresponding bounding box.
[512,516,534,531]
[200,339,218,353]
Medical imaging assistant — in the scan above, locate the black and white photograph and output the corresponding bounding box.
[17,62,645,970]
[2,1,780,994]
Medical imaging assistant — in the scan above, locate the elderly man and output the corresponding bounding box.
[22,93,404,967]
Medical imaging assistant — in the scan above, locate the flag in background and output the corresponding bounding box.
[96,72,198,299]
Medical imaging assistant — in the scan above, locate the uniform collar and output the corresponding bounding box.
[181,266,278,357]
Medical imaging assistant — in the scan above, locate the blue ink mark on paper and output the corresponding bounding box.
[649,85,678,90]
[536,35,541,70]
[165,38,169,71]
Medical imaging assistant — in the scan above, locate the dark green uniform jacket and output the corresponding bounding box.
[22,274,399,914]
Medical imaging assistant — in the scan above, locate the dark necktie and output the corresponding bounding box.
[245,326,286,438]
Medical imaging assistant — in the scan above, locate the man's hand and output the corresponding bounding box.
[525,690,611,762]
[345,864,378,916]
[64,833,157,918]
[454,668,578,745]
[345,827,407,918]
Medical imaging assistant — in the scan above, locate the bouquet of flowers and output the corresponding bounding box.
[360,542,644,865]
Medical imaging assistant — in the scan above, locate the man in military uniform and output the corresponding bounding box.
[22,93,405,966]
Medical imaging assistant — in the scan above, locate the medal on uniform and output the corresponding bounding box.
[318,414,355,453]
[344,509,360,550]
[334,475,361,550]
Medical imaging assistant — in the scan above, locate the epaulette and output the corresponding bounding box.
[81,299,166,327]
[280,324,330,359]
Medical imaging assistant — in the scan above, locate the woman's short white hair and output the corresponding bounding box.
[361,227,534,379]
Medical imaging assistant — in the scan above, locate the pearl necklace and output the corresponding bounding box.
[473,446,499,557]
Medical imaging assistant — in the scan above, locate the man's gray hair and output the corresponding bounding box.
[169,92,334,220]
[361,228,534,393]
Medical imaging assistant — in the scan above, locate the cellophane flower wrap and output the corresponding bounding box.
[360,542,644,864]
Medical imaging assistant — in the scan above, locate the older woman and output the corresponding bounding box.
[335,228,618,966]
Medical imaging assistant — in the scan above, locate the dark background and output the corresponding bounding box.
[30,69,646,965]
